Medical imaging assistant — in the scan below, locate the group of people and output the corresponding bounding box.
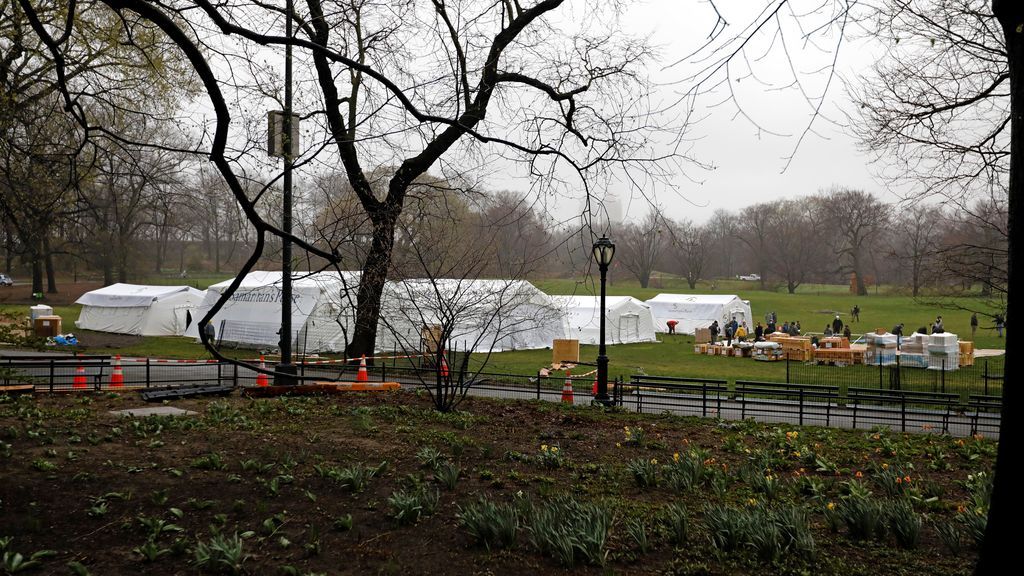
[823,314,852,339]
[709,317,748,346]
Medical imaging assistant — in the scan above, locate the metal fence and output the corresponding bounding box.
[786,354,1004,398]
[1,354,1001,437]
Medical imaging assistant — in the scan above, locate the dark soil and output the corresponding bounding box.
[0,391,989,575]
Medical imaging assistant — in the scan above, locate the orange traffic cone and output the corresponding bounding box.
[256,356,269,387]
[439,350,449,378]
[561,371,574,404]
[73,364,87,389]
[356,355,369,382]
[110,355,124,388]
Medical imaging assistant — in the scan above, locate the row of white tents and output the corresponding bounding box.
[74,273,752,353]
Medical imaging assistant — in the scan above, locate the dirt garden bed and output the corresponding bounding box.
[0,390,991,575]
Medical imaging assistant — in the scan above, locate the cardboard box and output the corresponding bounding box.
[694,327,711,344]
[34,315,62,338]
[552,339,580,364]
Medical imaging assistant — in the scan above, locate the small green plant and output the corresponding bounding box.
[332,514,354,532]
[664,449,711,492]
[133,540,170,563]
[0,538,56,574]
[433,461,461,490]
[136,514,183,539]
[191,452,227,471]
[458,497,519,550]
[626,518,650,554]
[839,496,887,541]
[416,447,444,469]
[936,520,965,555]
[661,502,689,545]
[748,470,782,502]
[387,487,440,525]
[523,496,612,568]
[536,444,565,469]
[621,425,647,447]
[193,532,249,575]
[626,458,659,488]
[30,458,57,472]
[324,462,386,492]
[887,499,922,549]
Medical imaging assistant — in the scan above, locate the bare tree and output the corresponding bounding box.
[669,218,711,289]
[734,202,778,290]
[814,188,889,296]
[766,199,824,294]
[617,211,665,289]
[886,204,945,296]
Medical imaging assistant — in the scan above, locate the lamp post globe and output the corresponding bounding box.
[592,235,615,405]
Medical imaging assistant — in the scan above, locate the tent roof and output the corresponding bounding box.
[75,284,203,308]
[647,293,744,305]
[207,271,361,293]
[552,295,649,310]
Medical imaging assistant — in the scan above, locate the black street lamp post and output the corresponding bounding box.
[592,235,615,405]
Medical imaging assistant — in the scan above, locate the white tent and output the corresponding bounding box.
[644,294,753,334]
[75,284,206,336]
[552,295,657,345]
[184,271,361,352]
[376,279,570,353]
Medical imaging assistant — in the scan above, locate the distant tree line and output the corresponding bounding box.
[612,187,1007,300]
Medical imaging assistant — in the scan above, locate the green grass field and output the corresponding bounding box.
[2,277,1005,395]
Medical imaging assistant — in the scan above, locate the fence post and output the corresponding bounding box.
[901,393,907,432]
[702,381,708,418]
[234,362,239,388]
[217,362,222,387]
[146,358,151,389]
[878,356,883,390]
[786,355,790,384]
[984,359,989,395]
[382,362,387,383]
[798,388,804,426]
[941,358,946,393]
[536,371,542,400]
[49,358,54,392]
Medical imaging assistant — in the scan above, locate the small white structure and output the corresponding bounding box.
[377,279,569,353]
[644,294,753,334]
[75,284,206,336]
[552,295,657,345]
[184,271,361,352]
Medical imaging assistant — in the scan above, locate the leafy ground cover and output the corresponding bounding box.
[0,391,993,575]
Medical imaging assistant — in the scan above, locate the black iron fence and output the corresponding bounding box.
[786,354,1003,398]
[0,354,1001,437]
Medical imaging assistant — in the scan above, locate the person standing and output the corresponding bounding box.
[831,314,843,336]
[843,325,851,340]
[932,316,945,334]
[710,320,720,343]
[725,322,734,347]
[852,304,860,322]
[995,313,1005,338]
[892,323,904,350]
[754,322,764,341]
[970,313,978,339]
[824,324,833,337]
[736,322,748,342]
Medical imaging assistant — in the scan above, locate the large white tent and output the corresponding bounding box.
[552,295,657,345]
[376,279,570,353]
[184,271,361,352]
[75,284,206,336]
[644,294,753,334]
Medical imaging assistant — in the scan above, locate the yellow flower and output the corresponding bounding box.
[651,458,658,465]
[541,444,548,452]
[881,463,889,470]
[551,447,559,453]
[826,502,836,511]
[673,452,680,462]
[616,442,621,448]
[747,498,758,507]
[957,504,967,514]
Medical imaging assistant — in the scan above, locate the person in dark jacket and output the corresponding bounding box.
[710,321,720,343]
[892,323,904,349]
[831,314,843,335]
[754,322,764,341]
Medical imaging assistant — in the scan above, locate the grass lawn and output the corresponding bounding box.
[0,391,992,575]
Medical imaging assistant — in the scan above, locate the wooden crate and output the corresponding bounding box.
[694,328,711,344]
[959,352,975,367]
[959,341,974,354]
[819,336,850,349]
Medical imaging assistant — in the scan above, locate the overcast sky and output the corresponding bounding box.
[541,0,900,225]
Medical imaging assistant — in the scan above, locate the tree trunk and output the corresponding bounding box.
[787,281,797,294]
[346,205,400,358]
[852,254,868,296]
[43,236,56,293]
[978,3,1021,573]
[30,242,43,294]
[639,271,650,289]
